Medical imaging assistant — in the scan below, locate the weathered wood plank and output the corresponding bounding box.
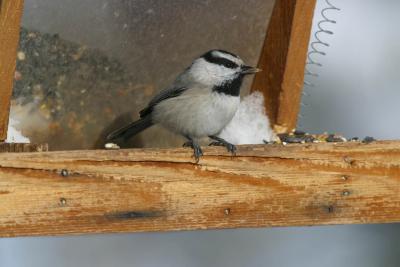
[1,141,400,237]
[251,0,317,133]
[0,0,24,141]
[0,143,48,152]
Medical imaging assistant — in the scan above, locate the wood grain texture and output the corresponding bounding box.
[251,0,316,133]
[0,0,24,141]
[1,141,400,237]
[0,143,48,152]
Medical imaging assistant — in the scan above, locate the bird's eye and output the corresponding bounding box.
[224,61,238,69]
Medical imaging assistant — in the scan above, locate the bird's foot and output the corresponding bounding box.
[209,136,236,155]
[183,140,203,163]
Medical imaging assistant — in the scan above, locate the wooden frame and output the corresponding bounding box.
[1,141,400,237]
[252,0,317,133]
[2,0,398,238]
[0,0,24,141]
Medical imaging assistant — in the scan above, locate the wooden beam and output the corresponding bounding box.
[251,0,316,133]
[0,0,24,141]
[1,141,400,237]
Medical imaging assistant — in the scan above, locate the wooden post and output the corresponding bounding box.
[1,141,400,237]
[0,0,24,141]
[251,0,316,133]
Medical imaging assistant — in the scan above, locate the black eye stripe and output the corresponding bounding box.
[202,52,239,69]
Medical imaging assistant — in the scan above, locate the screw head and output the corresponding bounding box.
[224,208,231,215]
[342,190,350,196]
[59,198,67,206]
[61,169,69,177]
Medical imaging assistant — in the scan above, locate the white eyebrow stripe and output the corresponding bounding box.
[212,51,243,65]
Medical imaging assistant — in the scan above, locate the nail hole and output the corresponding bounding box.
[224,208,231,215]
[326,206,334,213]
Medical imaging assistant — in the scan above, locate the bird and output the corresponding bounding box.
[106,49,261,162]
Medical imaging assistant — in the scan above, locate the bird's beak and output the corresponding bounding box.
[241,65,262,75]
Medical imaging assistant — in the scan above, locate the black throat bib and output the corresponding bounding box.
[212,75,244,97]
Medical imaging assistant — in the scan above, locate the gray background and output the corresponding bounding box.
[2,0,400,266]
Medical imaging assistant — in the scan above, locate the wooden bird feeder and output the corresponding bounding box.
[1,0,400,238]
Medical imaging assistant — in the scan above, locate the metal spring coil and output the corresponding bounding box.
[300,0,341,112]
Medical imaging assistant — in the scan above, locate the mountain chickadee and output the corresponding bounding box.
[107,49,261,161]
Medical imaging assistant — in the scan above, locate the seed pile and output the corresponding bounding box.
[12,28,152,150]
[264,130,376,145]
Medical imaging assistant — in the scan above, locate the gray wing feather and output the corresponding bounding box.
[139,86,187,118]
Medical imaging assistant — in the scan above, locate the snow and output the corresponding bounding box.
[5,118,30,143]
[218,91,276,145]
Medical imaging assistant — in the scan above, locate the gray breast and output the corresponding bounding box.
[152,89,240,138]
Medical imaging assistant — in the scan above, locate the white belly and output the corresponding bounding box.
[152,92,240,138]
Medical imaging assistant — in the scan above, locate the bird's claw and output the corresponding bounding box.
[183,140,203,163]
[193,145,203,163]
[209,141,237,155]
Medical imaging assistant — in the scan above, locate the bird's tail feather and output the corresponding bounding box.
[106,116,153,141]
